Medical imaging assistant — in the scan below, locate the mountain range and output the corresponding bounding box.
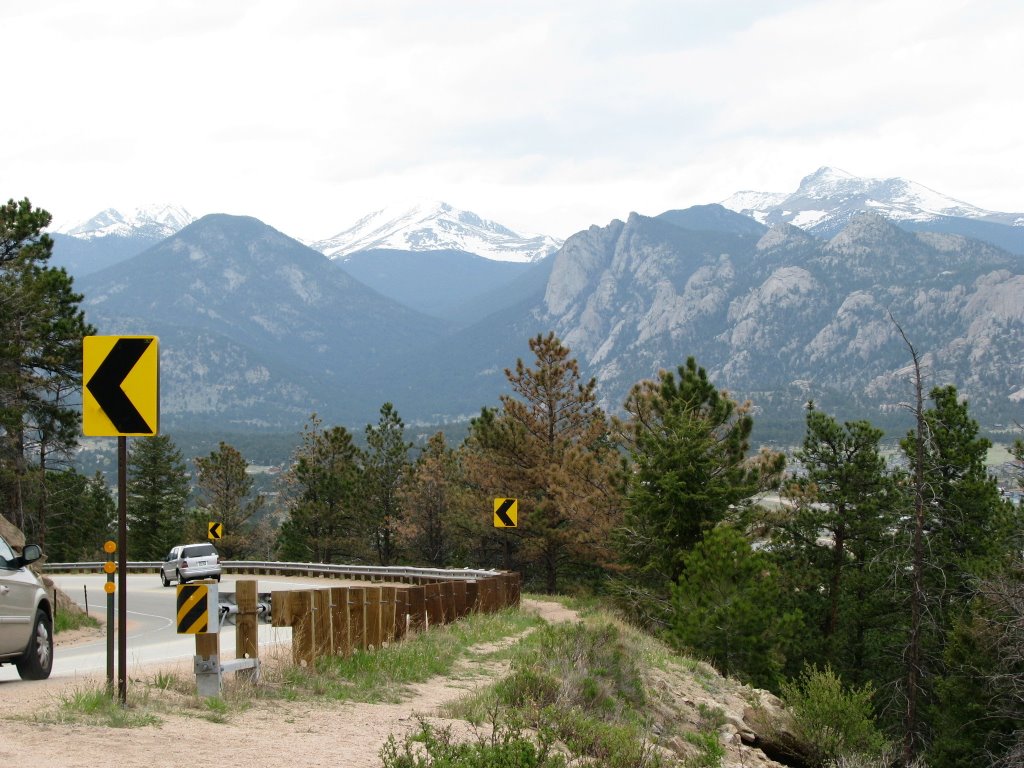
[56,168,1024,435]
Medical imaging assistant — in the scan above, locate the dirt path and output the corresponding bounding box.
[0,598,576,768]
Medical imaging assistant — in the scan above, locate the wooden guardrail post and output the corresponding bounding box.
[290,590,315,666]
[466,580,479,614]
[394,588,408,640]
[349,587,366,651]
[365,586,382,650]
[314,589,332,658]
[424,582,442,628]
[381,586,396,645]
[439,581,454,624]
[496,574,508,609]
[330,586,350,657]
[407,585,426,632]
[235,580,259,679]
[484,577,498,613]
[452,580,467,619]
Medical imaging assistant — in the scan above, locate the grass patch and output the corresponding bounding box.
[54,608,100,633]
[446,618,665,767]
[29,684,163,728]
[261,607,542,704]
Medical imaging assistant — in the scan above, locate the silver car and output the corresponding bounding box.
[160,543,221,586]
[0,534,53,680]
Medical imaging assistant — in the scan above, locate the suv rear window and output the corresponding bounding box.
[182,544,217,558]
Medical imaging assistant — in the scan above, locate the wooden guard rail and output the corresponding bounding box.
[269,572,521,666]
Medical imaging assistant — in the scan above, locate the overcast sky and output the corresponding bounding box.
[4,0,1022,241]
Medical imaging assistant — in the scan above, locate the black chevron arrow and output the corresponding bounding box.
[495,498,516,527]
[86,337,154,434]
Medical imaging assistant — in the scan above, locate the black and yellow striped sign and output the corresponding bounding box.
[176,583,211,634]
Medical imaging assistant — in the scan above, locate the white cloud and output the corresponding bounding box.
[2,0,1022,239]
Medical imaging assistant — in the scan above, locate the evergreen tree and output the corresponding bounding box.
[31,469,115,562]
[895,384,1021,762]
[616,357,782,626]
[277,415,365,563]
[671,525,801,689]
[398,432,475,567]
[774,404,897,681]
[0,198,92,537]
[126,435,190,560]
[194,441,264,559]
[363,403,411,566]
[464,332,622,593]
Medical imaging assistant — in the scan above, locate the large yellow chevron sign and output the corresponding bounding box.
[82,335,159,436]
[176,583,217,634]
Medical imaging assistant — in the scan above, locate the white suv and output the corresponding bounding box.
[0,534,53,679]
[160,543,221,586]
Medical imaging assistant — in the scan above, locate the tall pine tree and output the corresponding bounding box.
[1,198,92,540]
[465,333,621,593]
[277,415,365,563]
[616,357,782,626]
[194,442,264,559]
[363,403,411,566]
[127,435,190,560]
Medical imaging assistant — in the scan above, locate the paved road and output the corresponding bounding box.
[0,573,325,683]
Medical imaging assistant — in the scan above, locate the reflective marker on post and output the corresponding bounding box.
[103,538,117,692]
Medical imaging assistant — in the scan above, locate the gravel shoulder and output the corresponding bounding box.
[0,598,572,768]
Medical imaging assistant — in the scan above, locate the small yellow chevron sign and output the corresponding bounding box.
[493,498,518,528]
[176,583,213,634]
[208,521,223,541]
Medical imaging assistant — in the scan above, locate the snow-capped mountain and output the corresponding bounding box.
[721,167,1024,234]
[313,202,562,263]
[56,204,195,240]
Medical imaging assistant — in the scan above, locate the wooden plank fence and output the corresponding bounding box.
[267,572,521,666]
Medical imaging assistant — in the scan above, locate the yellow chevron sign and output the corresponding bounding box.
[83,335,159,436]
[176,583,215,634]
[493,498,518,528]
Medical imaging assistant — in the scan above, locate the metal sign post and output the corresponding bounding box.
[103,540,116,693]
[493,498,518,570]
[82,334,159,707]
[117,436,127,705]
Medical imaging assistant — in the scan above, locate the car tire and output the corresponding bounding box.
[176,569,185,584]
[214,575,221,583]
[16,609,53,680]
[161,570,171,587]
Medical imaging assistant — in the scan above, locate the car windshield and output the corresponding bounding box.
[182,544,217,558]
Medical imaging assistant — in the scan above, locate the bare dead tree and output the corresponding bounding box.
[891,314,928,765]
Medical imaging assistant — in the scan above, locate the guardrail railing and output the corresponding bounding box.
[42,560,501,582]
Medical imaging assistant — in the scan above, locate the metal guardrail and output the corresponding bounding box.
[42,559,500,581]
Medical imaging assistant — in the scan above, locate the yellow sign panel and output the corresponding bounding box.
[82,335,159,436]
[208,521,223,541]
[176,583,212,634]
[493,498,518,528]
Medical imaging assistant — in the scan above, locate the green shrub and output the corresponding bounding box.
[380,717,566,768]
[780,664,889,767]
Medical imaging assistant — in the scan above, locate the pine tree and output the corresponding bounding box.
[29,469,115,561]
[0,198,93,538]
[465,332,621,593]
[363,403,411,566]
[398,432,474,567]
[775,404,897,680]
[671,525,801,689]
[277,415,365,563]
[616,356,782,625]
[194,442,264,559]
[126,435,190,560]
